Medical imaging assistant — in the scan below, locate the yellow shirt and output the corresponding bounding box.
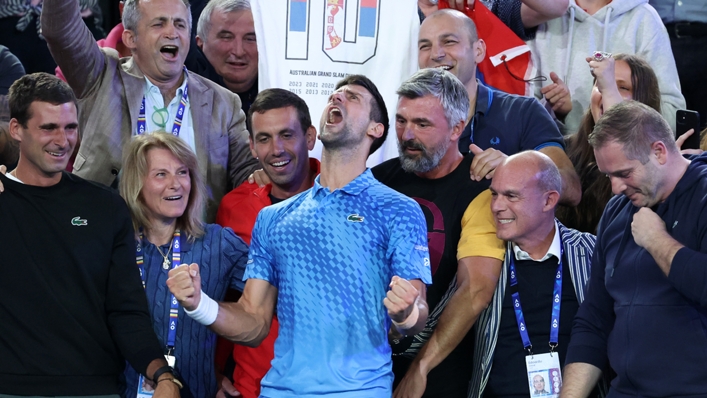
[457,190,505,261]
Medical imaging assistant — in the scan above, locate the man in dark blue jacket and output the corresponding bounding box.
[561,100,707,397]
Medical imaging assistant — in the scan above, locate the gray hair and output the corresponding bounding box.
[535,154,562,195]
[123,0,193,34]
[396,68,469,128]
[589,100,677,164]
[197,0,250,40]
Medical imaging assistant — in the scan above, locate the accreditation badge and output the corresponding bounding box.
[136,355,176,397]
[136,374,155,397]
[525,352,561,397]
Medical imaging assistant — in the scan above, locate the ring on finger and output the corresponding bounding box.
[593,51,612,62]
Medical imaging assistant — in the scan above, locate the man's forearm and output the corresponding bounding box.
[521,0,568,28]
[42,0,104,98]
[643,231,683,276]
[412,257,501,373]
[145,357,170,380]
[559,362,602,398]
[208,300,272,347]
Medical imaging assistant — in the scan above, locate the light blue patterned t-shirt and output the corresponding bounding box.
[245,169,431,398]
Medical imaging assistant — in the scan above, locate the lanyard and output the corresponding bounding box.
[509,238,563,355]
[136,229,182,351]
[137,69,189,137]
[469,86,494,145]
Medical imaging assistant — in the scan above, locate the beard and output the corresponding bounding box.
[398,138,446,173]
[320,122,365,152]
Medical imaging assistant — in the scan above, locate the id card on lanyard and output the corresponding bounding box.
[136,68,189,137]
[135,230,181,397]
[509,241,564,398]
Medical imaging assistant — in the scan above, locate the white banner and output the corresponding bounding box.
[253,0,419,166]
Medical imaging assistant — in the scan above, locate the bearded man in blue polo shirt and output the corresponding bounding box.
[168,75,432,397]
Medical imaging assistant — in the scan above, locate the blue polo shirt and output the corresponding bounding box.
[459,80,564,154]
[245,169,432,398]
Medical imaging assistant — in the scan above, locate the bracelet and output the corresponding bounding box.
[157,376,184,389]
[184,290,218,325]
[392,297,420,331]
[151,365,174,382]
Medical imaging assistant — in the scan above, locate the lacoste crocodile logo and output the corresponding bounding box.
[347,214,364,223]
[71,216,88,226]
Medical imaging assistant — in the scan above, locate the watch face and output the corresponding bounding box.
[430,0,439,4]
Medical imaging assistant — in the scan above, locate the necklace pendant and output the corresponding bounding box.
[163,257,170,269]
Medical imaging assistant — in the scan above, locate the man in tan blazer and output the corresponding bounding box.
[41,0,258,221]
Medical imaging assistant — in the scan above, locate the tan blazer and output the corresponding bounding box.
[42,0,258,221]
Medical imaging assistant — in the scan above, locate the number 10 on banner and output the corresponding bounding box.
[286,0,381,64]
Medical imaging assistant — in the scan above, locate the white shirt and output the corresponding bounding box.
[139,73,196,153]
[512,220,561,262]
[6,172,23,183]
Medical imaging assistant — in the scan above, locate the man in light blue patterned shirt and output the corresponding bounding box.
[168,75,432,397]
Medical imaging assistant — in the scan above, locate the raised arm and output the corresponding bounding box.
[520,0,568,28]
[167,264,278,346]
[41,0,107,99]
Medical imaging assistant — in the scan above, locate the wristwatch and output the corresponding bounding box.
[152,365,183,389]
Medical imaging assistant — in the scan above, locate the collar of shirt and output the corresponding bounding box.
[5,172,23,184]
[141,71,196,153]
[512,220,561,262]
[144,72,189,110]
[312,168,375,197]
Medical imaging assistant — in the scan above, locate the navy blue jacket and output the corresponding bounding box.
[566,153,707,396]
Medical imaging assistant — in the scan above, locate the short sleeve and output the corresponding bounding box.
[243,210,278,287]
[220,227,250,292]
[457,190,505,261]
[520,98,565,152]
[388,200,433,285]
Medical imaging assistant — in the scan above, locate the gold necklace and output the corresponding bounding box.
[155,239,174,270]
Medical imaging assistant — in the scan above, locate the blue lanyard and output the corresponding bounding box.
[469,86,494,145]
[508,238,563,355]
[136,229,182,350]
[137,68,189,137]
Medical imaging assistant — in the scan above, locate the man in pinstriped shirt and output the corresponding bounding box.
[471,151,597,397]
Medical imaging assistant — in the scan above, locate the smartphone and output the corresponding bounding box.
[677,110,701,150]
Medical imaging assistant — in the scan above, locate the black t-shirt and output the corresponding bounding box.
[373,154,490,396]
[0,172,163,395]
[484,254,579,398]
